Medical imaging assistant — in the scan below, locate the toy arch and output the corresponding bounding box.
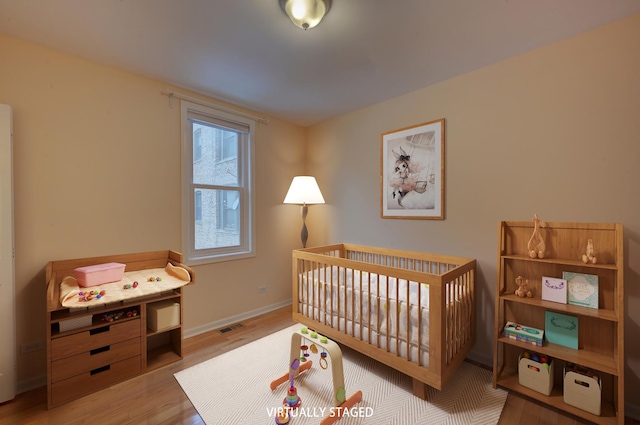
[270,327,363,425]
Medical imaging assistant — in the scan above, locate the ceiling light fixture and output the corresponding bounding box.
[279,0,332,30]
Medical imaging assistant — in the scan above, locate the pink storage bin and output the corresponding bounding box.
[74,262,126,287]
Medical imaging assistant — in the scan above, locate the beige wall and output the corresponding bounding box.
[0,34,305,389]
[2,10,639,413]
[307,13,640,410]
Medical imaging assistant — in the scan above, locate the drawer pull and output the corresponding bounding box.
[90,345,111,355]
[90,365,110,375]
[90,326,110,335]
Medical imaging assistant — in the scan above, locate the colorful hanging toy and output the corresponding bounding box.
[320,349,329,370]
[300,345,309,362]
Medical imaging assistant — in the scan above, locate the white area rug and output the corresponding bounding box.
[174,325,507,425]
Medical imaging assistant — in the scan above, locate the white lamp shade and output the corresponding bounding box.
[283,176,325,205]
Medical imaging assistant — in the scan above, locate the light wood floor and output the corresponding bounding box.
[1,306,637,425]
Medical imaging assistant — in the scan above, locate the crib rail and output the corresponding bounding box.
[292,244,476,390]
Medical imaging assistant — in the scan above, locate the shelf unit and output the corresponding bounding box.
[46,250,194,408]
[493,221,624,425]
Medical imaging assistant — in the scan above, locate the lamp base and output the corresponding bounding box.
[300,204,308,248]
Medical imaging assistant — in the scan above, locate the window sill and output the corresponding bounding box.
[185,249,255,266]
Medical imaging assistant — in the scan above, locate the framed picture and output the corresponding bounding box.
[380,118,444,219]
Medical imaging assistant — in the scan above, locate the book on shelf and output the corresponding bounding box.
[563,272,598,309]
[541,276,567,304]
[545,311,578,349]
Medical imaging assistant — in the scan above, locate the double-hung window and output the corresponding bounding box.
[181,101,255,264]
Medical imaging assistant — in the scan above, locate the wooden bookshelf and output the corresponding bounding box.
[493,221,624,424]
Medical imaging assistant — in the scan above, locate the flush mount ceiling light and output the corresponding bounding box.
[279,0,332,30]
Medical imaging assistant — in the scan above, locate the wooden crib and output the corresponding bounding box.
[292,244,476,398]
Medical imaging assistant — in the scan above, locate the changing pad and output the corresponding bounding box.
[60,262,191,308]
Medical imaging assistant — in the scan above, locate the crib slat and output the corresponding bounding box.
[367,271,371,346]
[405,276,410,362]
[324,261,330,326]
[417,281,422,366]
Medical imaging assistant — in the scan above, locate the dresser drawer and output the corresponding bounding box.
[51,337,141,383]
[51,319,140,361]
[51,356,141,407]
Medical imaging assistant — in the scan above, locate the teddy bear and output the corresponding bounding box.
[515,275,532,298]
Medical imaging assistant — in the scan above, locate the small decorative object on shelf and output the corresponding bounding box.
[514,275,532,298]
[527,214,546,258]
[582,238,597,264]
[503,321,544,346]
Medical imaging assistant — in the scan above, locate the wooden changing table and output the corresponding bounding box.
[45,250,195,408]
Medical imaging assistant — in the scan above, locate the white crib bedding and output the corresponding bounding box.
[298,296,430,345]
[298,266,432,353]
[297,306,430,367]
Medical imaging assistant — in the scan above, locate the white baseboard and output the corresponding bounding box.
[183,299,292,339]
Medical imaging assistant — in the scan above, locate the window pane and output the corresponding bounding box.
[194,128,202,162]
[194,190,202,221]
[192,122,239,186]
[194,188,240,249]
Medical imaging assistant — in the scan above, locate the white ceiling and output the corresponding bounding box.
[1,1,640,126]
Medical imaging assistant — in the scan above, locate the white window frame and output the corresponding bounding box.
[181,101,256,265]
